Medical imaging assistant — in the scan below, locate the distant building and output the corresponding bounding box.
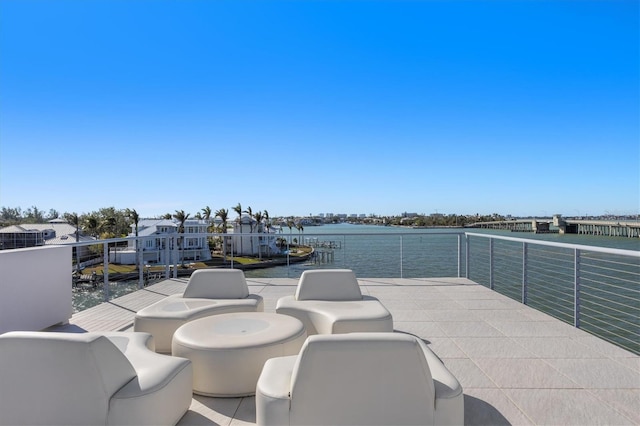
[0,219,96,263]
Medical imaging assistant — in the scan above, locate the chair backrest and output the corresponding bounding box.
[289,333,436,425]
[0,331,137,426]
[295,269,363,301]
[183,269,249,299]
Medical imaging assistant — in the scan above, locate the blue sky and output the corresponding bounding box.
[1,0,638,219]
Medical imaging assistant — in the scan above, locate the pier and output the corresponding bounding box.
[305,238,341,264]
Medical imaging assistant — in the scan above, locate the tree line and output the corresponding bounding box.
[0,204,278,240]
[1,205,509,237]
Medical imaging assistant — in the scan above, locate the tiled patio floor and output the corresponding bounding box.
[61,277,640,425]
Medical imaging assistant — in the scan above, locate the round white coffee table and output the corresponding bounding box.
[172,312,307,397]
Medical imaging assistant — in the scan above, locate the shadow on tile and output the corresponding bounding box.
[464,394,511,426]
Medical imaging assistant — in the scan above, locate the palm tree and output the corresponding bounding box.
[263,210,272,257]
[201,206,212,223]
[200,206,213,253]
[126,209,141,269]
[296,223,305,246]
[84,215,100,238]
[244,206,254,255]
[65,212,82,270]
[100,216,117,238]
[253,210,264,259]
[215,208,229,261]
[232,203,243,256]
[173,210,190,266]
[286,217,295,244]
[263,210,271,232]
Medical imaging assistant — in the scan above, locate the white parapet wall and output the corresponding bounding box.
[0,245,73,333]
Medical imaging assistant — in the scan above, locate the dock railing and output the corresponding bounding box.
[65,231,639,354]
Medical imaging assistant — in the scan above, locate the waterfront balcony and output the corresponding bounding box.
[1,231,638,425]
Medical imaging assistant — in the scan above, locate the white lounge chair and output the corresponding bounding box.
[256,332,464,426]
[275,269,393,334]
[134,268,264,353]
[0,331,192,426]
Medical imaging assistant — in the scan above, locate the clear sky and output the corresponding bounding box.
[1,0,638,219]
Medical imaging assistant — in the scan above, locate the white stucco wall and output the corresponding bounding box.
[0,245,73,333]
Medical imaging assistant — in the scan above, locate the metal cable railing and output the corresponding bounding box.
[66,231,639,354]
[466,232,640,355]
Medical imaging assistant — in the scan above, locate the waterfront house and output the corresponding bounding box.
[117,219,212,265]
[228,214,279,257]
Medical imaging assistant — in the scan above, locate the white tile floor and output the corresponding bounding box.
[64,276,639,425]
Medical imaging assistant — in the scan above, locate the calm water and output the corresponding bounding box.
[243,223,640,279]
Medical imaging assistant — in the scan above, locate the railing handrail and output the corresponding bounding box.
[465,232,640,257]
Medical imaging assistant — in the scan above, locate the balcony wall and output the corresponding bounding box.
[0,245,72,333]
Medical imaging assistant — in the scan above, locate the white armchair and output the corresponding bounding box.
[275,269,393,335]
[134,269,264,352]
[256,332,464,426]
[0,331,192,426]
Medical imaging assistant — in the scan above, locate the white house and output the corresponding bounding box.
[113,219,212,265]
[227,214,280,257]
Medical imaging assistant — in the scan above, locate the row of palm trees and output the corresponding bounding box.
[157,204,282,261]
[67,204,301,267]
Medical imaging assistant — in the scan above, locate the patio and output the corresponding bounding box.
[55,276,640,425]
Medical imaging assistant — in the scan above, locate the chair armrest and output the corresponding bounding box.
[256,356,296,426]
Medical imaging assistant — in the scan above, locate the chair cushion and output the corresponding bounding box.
[183,269,249,299]
[289,333,436,426]
[102,332,193,426]
[295,269,363,301]
[276,295,393,335]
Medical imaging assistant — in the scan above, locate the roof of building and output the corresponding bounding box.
[132,219,178,237]
[0,221,95,244]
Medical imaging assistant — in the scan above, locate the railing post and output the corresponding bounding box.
[574,248,581,328]
[230,236,234,269]
[164,236,170,279]
[286,240,290,277]
[343,235,347,268]
[138,237,144,289]
[400,235,403,279]
[103,241,109,302]
[465,234,470,279]
[173,236,178,278]
[522,242,528,304]
[489,238,494,290]
[457,234,462,278]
